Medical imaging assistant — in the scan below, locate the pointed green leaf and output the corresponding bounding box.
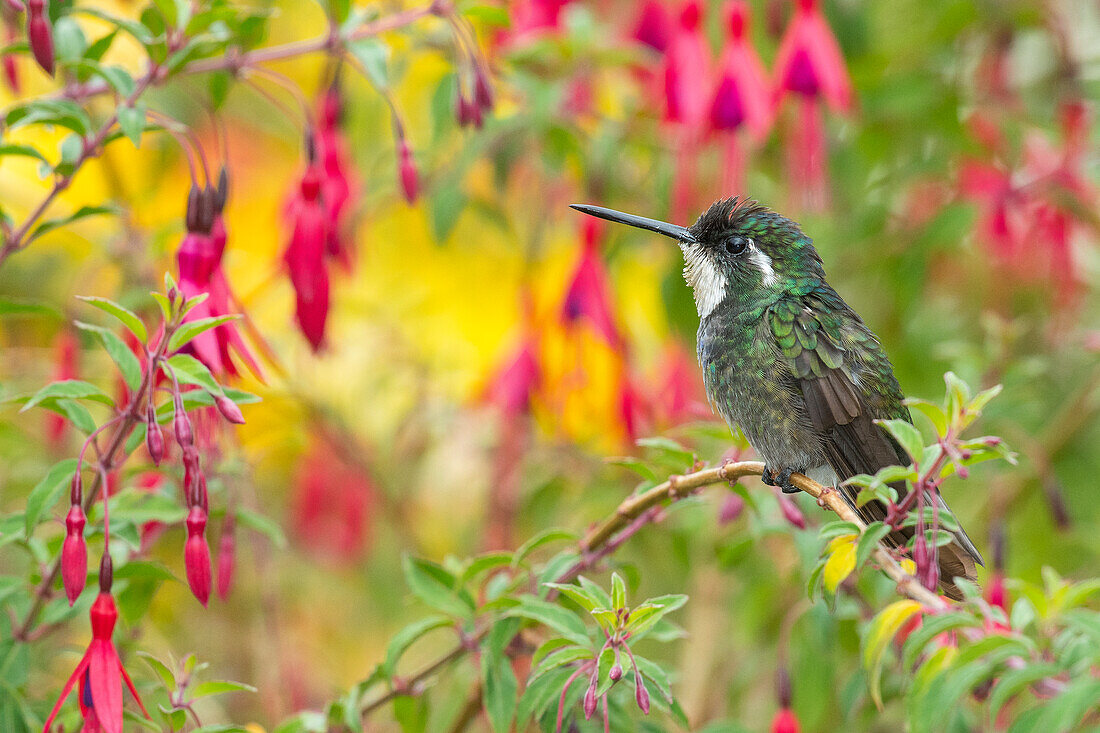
[74,320,142,390]
[76,296,147,342]
[167,314,239,353]
[21,379,113,412]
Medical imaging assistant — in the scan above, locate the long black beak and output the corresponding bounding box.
[570,204,695,243]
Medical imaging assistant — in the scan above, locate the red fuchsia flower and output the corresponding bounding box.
[484,333,542,416]
[776,491,805,529]
[216,515,235,601]
[43,557,151,733]
[2,11,19,93]
[663,1,711,218]
[61,471,87,605]
[772,0,854,210]
[654,341,710,427]
[292,438,376,563]
[397,137,419,204]
[176,181,261,378]
[284,160,331,351]
[184,505,212,606]
[710,2,774,193]
[771,708,801,733]
[633,0,674,53]
[26,0,53,76]
[560,217,623,350]
[46,327,78,447]
[316,85,358,270]
[617,369,651,444]
[134,472,169,553]
[718,492,745,524]
[958,158,1021,263]
[503,0,570,44]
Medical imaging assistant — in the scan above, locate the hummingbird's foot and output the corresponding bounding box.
[762,466,799,494]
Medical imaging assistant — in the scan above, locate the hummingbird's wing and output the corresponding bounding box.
[768,294,982,599]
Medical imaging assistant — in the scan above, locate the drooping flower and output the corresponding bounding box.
[61,500,87,605]
[777,491,806,529]
[26,0,53,76]
[292,437,376,562]
[45,327,78,446]
[176,179,261,378]
[560,217,623,350]
[397,137,419,204]
[316,84,357,270]
[2,10,19,93]
[773,0,854,210]
[663,1,711,218]
[505,0,570,43]
[710,1,773,193]
[633,0,674,53]
[43,557,151,733]
[484,333,541,416]
[283,161,331,351]
[770,708,801,733]
[617,370,651,444]
[653,341,709,427]
[216,514,235,601]
[184,505,212,606]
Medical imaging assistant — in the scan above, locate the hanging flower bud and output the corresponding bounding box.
[718,492,745,525]
[770,708,801,733]
[214,394,245,424]
[173,392,193,447]
[26,0,54,76]
[398,139,419,204]
[474,67,494,112]
[912,532,939,592]
[608,663,623,682]
[583,673,598,719]
[634,669,650,714]
[70,469,83,505]
[184,505,212,606]
[284,161,331,351]
[2,18,19,93]
[62,504,88,605]
[216,517,235,601]
[146,405,164,465]
[777,493,806,529]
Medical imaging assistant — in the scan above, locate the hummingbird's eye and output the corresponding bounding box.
[724,236,750,256]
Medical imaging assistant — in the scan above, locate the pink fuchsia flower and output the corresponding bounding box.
[776,491,805,529]
[317,85,358,270]
[284,162,331,351]
[773,0,854,210]
[633,0,674,52]
[26,0,53,76]
[617,370,651,444]
[560,217,623,350]
[291,438,376,563]
[654,341,710,427]
[2,13,19,93]
[397,137,419,204]
[61,503,87,605]
[216,515,235,601]
[771,708,801,733]
[184,505,212,606]
[958,159,1020,262]
[710,2,774,193]
[484,333,542,416]
[43,559,151,733]
[663,1,711,129]
[502,0,570,44]
[176,181,261,378]
[45,327,78,447]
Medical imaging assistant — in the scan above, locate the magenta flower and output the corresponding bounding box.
[317,86,358,270]
[61,502,87,605]
[777,492,806,529]
[45,328,78,446]
[655,342,710,426]
[398,138,419,204]
[662,1,710,129]
[773,0,854,210]
[176,181,261,378]
[184,505,212,606]
[284,163,331,351]
[710,1,773,193]
[291,438,376,562]
[506,0,570,43]
[618,371,650,444]
[560,218,623,350]
[26,0,53,76]
[633,0,674,52]
[216,516,235,601]
[2,18,19,93]
[485,334,541,416]
[43,561,150,733]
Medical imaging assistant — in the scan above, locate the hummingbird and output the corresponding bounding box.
[571,197,982,599]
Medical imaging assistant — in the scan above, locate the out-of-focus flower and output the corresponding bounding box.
[2,10,19,93]
[216,514,235,601]
[617,370,650,444]
[560,217,623,350]
[718,492,745,524]
[663,1,710,129]
[710,1,773,193]
[176,180,261,377]
[773,0,853,210]
[26,0,53,76]
[633,0,674,52]
[284,162,331,351]
[959,159,1019,262]
[46,327,78,446]
[771,708,801,733]
[505,0,570,43]
[654,341,709,427]
[292,437,376,562]
[777,491,805,529]
[62,503,87,605]
[43,558,150,733]
[316,85,357,270]
[484,333,541,416]
[398,137,419,204]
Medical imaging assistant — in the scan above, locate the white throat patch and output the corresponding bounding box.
[748,247,779,287]
[681,243,725,318]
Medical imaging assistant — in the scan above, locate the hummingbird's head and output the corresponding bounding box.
[570,197,824,318]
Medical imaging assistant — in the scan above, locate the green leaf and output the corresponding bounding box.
[516,664,577,726]
[623,594,688,640]
[24,459,79,537]
[402,556,475,619]
[165,353,224,396]
[529,643,590,684]
[52,17,88,62]
[905,397,948,435]
[7,99,92,135]
[347,38,389,88]
[382,615,453,678]
[46,399,97,434]
[605,456,659,482]
[512,528,576,567]
[862,599,923,708]
[874,419,924,462]
[75,7,156,43]
[610,572,626,610]
[76,296,147,342]
[504,597,591,647]
[0,144,48,163]
[117,103,146,147]
[235,507,287,548]
[481,642,518,733]
[74,320,142,391]
[636,436,694,470]
[427,185,466,243]
[21,379,113,412]
[96,65,136,97]
[459,552,514,586]
[139,652,177,691]
[167,314,239,352]
[29,205,117,244]
[191,680,258,699]
[577,576,612,608]
[543,582,601,612]
[855,522,891,569]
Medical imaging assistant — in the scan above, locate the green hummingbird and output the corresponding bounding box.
[571,197,982,599]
